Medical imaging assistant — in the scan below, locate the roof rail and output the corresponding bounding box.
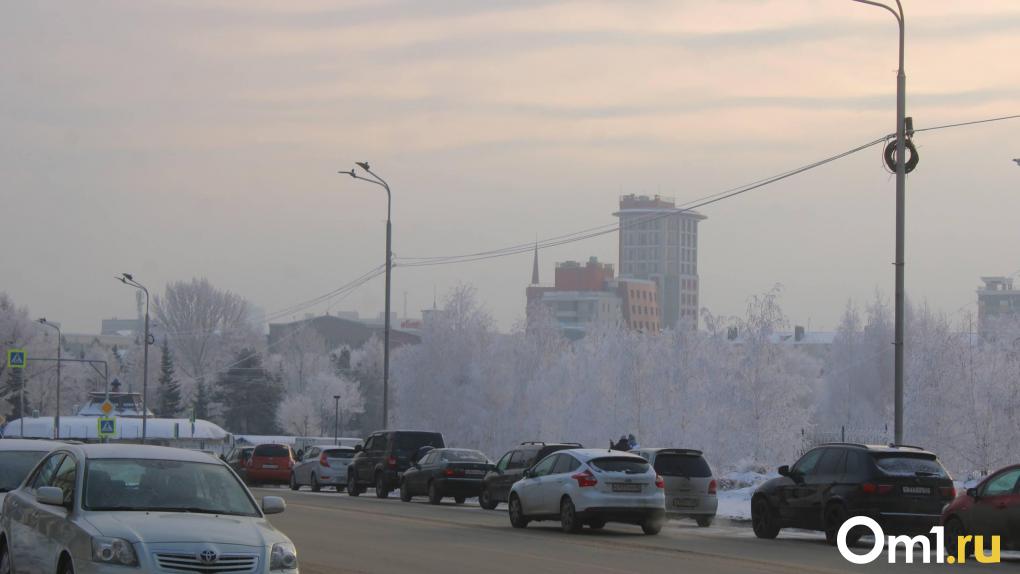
[520,441,547,446]
[887,443,927,451]
[659,448,704,456]
[817,442,869,449]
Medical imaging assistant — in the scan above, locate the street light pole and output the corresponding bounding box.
[333,394,341,446]
[116,273,152,443]
[340,162,393,429]
[37,318,61,439]
[851,0,906,445]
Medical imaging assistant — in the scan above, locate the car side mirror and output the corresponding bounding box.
[37,486,65,507]
[967,488,979,500]
[353,444,362,453]
[778,465,790,477]
[522,469,533,479]
[262,496,286,515]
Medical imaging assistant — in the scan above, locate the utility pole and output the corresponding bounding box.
[117,273,153,443]
[334,394,341,446]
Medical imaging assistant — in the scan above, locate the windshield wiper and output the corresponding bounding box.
[89,506,237,515]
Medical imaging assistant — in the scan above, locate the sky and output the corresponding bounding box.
[1,0,1019,334]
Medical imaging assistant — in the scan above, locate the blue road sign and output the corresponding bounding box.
[98,417,116,437]
[7,349,26,369]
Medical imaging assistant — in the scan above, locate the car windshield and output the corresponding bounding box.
[395,433,444,451]
[84,459,261,516]
[440,449,488,462]
[590,457,650,474]
[654,454,712,478]
[253,444,290,458]
[323,449,354,459]
[872,454,948,478]
[0,451,49,492]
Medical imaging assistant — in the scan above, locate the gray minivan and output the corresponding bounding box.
[631,448,717,526]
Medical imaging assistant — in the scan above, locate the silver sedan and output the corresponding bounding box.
[0,443,298,574]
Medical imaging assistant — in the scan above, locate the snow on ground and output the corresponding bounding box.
[715,469,775,521]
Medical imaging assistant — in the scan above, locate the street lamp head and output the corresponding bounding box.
[339,169,355,178]
[38,318,47,324]
[333,395,341,400]
[122,273,134,281]
[355,161,370,171]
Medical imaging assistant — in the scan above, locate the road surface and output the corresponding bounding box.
[254,487,1017,574]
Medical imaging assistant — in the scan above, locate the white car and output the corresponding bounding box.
[0,443,298,574]
[508,448,666,534]
[290,445,355,492]
[0,439,63,516]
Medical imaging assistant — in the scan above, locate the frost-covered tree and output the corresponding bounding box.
[215,349,282,434]
[156,339,182,417]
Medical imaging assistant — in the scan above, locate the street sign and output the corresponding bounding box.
[6,349,26,369]
[100,400,114,415]
[98,417,116,437]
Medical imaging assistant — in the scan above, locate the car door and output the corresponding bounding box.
[498,450,531,501]
[8,452,65,574]
[355,435,379,483]
[517,455,558,516]
[34,453,78,574]
[301,448,320,484]
[543,453,581,511]
[971,468,1020,543]
[486,451,512,500]
[777,448,824,527]
[408,451,435,495]
[800,448,846,529]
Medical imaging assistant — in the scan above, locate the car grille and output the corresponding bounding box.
[155,552,259,573]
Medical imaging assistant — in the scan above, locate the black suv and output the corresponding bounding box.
[347,430,445,498]
[478,441,582,510]
[752,443,955,545]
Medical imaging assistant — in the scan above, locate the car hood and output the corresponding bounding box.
[85,512,282,546]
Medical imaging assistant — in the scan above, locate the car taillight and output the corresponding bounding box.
[287,459,294,469]
[320,453,330,468]
[572,470,598,488]
[655,475,665,489]
[940,486,956,498]
[708,479,717,495]
[443,468,465,477]
[387,456,397,469]
[861,483,893,495]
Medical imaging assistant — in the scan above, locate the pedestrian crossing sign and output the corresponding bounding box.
[7,349,26,369]
[98,417,116,437]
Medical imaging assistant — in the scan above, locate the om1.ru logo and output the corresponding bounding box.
[838,516,1000,565]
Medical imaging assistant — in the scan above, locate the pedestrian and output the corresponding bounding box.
[627,433,639,450]
[612,435,630,451]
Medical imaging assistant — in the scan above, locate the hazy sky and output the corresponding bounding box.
[2,0,1018,334]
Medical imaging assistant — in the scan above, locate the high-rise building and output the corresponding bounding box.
[977,276,1020,340]
[614,194,705,330]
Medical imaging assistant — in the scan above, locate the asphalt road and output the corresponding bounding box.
[254,486,1018,574]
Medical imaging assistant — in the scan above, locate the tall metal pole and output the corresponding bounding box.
[38,319,61,439]
[116,274,152,443]
[851,0,906,444]
[334,395,341,446]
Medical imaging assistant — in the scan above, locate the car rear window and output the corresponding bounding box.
[590,457,650,474]
[872,454,948,478]
[654,453,712,477]
[253,444,290,458]
[440,449,488,462]
[395,432,444,451]
[323,449,354,459]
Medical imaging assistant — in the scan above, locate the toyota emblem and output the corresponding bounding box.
[199,550,218,564]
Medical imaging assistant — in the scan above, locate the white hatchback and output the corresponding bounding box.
[508,449,666,534]
[0,443,298,574]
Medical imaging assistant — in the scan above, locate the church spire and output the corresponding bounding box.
[531,241,540,285]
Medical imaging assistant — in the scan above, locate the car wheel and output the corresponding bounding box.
[752,497,780,539]
[945,517,973,558]
[0,542,11,574]
[375,473,390,499]
[400,480,413,502]
[641,517,663,535]
[824,503,861,547]
[696,516,714,528]
[428,482,442,505]
[479,488,498,510]
[560,497,582,534]
[311,474,321,493]
[508,495,529,528]
[588,520,606,530]
[454,496,466,505]
[289,473,299,491]
[347,472,361,497]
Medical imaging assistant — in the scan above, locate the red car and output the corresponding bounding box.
[245,443,295,485]
[942,464,1020,554]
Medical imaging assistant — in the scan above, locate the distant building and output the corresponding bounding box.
[612,278,662,332]
[977,276,1020,340]
[267,314,421,352]
[614,194,705,330]
[101,317,141,336]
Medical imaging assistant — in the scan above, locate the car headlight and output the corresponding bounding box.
[91,536,139,567]
[270,542,298,571]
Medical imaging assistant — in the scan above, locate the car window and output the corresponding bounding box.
[590,457,650,474]
[419,451,436,465]
[0,450,50,492]
[30,453,65,491]
[507,450,530,470]
[51,455,78,506]
[323,449,353,459]
[654,453,712,477]
[530,455,558,477]
[394,432,443,452]
[792,449,824,476]
[552,454,580,475]
[440,449,488,463]
[982,469,1020,497]
[253,444,290,458]
[816,448,846,476]
[872,454,948,478]
[375,434,390,452]
[844,451,865,476]
[496,452,512,472]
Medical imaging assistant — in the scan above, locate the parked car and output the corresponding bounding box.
[0,443,297,574]
[399,448,492,504]
[224,446,254,480]
[0,439,62,515]
[508,449,666,535]
[245,443,295,486]
[942,463,1020,555]
[347,430,445,498]
[752,443,956,545]
[631,448,717,526]
[479,442,582,510]
[291,445,355,492]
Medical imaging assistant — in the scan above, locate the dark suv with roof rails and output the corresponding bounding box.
[752,443,956,545]
[478,441,583,509]
[347,430,445,498]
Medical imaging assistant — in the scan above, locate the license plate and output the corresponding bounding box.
[263,464,278,469]
[901,486,931,495]
[673,498,697,508]
[612,483,642,493]
[466,470,485,476]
